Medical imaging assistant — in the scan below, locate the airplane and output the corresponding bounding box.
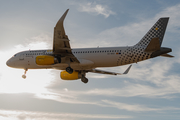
[6,9,173,83]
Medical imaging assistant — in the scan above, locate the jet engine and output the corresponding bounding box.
[60,71,89,83]
[60,71,81,80]
[36,55,59,65]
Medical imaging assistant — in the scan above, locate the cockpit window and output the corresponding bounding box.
[13,54,17,57]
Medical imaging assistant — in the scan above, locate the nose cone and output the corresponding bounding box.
[6,59,10,67]
[6,59,14,67]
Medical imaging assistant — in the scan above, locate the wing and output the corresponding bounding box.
[89,65,132,75]
[53,9,79,63]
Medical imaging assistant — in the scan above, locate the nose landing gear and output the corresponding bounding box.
[22,68,28,79]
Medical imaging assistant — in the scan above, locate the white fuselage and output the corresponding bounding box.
[6,46,151,70]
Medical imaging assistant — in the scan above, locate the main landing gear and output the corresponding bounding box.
[22,68,28,79]
[81,75,88,84]
[80,71,88,84]
[65,67,88,83]
[66,67,73,74]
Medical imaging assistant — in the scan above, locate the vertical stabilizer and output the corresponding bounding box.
[135,18,169,48]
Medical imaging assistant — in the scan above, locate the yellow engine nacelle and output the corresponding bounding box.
[60,71,81,80]
[36,55,58,65]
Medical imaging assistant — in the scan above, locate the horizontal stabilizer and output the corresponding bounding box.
[89,65,132,75]
[145,37,160,52]
[160,53,174,58]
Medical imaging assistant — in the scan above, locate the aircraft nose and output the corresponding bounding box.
[6,60,10,66]
[6,59,13,67]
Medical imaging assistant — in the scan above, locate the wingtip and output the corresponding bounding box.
[56,9,69,25]
[123,65,132,74]
[66,9,69,12]
[64,9,69,16]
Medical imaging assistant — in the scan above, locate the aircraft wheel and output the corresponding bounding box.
[22,74,26,79]
[81,77,88,83]
[66,67,73,74]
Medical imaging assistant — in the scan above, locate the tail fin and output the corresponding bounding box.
[135,18,169,48]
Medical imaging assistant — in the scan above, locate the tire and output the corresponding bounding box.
[66,67,73,74]
[81,77,88,83]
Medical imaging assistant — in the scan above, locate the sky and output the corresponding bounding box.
[0,0,180,120]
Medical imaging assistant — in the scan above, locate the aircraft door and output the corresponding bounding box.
[19,54,24,60]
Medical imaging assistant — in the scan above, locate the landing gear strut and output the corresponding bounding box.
[66,67,73,74]
[81,74,88,84]
[22,68,28,79]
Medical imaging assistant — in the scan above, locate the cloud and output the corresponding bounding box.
[82,3,180,48]
[102,100,180,112]
[61,84,178,99]
[23,33,53,49]
[33,88,180,113]
[155,4,180,32]
[78,2,115,18]
[44,61,180,102]
[0,109,133,120]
